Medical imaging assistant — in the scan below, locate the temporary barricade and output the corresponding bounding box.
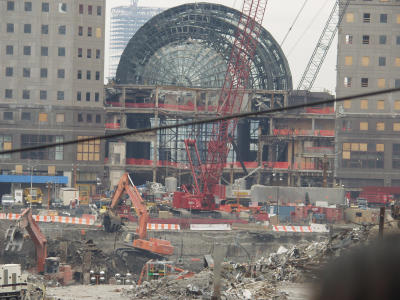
[190,224,231,231]
[147,223,180,230]
[272,224,329,233]
[0,213,96,225]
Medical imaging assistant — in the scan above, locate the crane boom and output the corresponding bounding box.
[297,0,350,90]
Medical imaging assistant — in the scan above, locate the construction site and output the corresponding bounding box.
[1,0,400,299]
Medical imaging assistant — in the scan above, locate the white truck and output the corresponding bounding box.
[0,264,27,299]
[59,187,79,207]
[14,189,23,205]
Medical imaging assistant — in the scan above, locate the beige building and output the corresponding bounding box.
[0,0,106,198]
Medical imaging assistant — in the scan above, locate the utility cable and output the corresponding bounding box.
[1,87,399,156]
[280,0,309,47]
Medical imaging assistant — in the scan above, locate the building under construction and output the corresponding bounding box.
[105,3,335,189]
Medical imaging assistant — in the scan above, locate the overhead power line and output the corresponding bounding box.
[1,87,399,156]
[280,0,309,47]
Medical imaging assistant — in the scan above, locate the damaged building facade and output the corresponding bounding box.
[105,3,335,189]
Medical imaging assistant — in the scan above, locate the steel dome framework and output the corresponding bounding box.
[116,2,292,90]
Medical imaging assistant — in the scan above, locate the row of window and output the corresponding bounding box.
[342,121,400,132]
[342,99,400,110]
[2,111,102,124]
[344,34,400,46]
[77,48,101,59]
[4,23,102,38]
[78,4,102,16]
[3,89,100,102]
[4,67,101,81]
[343,77,400,88]
[344,56,400,67]
[346,12,400,24]
[6,1,67,13]
[2,45,101,59]
[77,70,101,81]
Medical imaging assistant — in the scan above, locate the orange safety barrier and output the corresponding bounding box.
[105,123,120,129]
[305,107,334,114]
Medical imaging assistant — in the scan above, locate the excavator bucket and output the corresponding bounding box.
[103,211,123,233]
[4,225,24,252]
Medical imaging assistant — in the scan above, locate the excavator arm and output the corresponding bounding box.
[4,208,47,273]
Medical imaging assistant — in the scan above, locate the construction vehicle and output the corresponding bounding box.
[138,260,195,285]
[102,173,173,256]
[23,187,43,207]
[172,0,269,213]
[0,264,28,299]
[4,208,47,273]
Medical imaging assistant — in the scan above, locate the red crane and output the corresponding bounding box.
[173,0,269,211]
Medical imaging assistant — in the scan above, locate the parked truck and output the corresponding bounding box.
[59,187,79,207]
[0,264,28,299]
[23,187,43,206]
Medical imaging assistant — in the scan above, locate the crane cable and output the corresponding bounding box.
[280,0,309,47]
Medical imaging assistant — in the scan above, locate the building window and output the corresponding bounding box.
[42,2,49,12]
[95,92,99,102]
[96,114,101,123]
[361,99,368,109]
[86,92,90,101]
[41,46,48,56]
[7,23,14,33]
[55,136,64,160]
[5,89,13,99]
[56,114,65,123]
[7,1,14,11]
[4,112,13,121]
[40,90,47,100]
[344,77,352,87]
[397,36,400,45]
[40,68,48,78]
[20,134,59,160]
[58,47,65,56]
[362,35,370,45]
[377,100,385,110]
[379,56,386,66]
[95,71,100,80]
[57,69,65,79]
[78,26,83,36]
[78,113,83,122]
[345,56,353,66]
[88,27,92,37]
[377,144,384,152]
[0,135,12,159]
[88,5,92,15]
[379,35,387,45]
[57,91,64,100]
[59,3,67,13]
[378,78,386,88]
[24,24,31,34]
[79,4,84,14]
[5,67,13,77]
[96,49,100,59]
[23,46,31,56]
[41,24,48,34]
[377,122,385,131]
[22,90,30,100]
[97,6,102,16]
[87,114,92,123]
[77,136,100,161]
[396,79,400,88]
[360,56,369,67]
[346,13,354,23]
[363,13,371,23]
[77,91,82,101]
[23,68,30,78]
[21,112,31,121]
[397,14,400,24]
[380,14,388,23]
[86,71,91,80]
[24,2,32,11]
[343,100,351,109]
[38,113,48,122]
[6,45,13,55]
[95,28,102,38]
[361,78,369,87]
[360,122,368,131]
[393,144,400,169]
[87,49,92,58]
[345,34,352,45]
[394,123,400,131]
[395,58,400,67]
[78,48,82,58]
[58,25,66,35]
[77,70,82,79]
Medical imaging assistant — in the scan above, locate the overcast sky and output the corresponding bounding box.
[105,0,337,94]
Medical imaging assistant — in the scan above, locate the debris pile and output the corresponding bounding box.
[122,226,371,300]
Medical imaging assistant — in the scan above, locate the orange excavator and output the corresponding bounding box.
[4,208,47,273]
[102,173,173,256]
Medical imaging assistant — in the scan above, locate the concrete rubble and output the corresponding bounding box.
[120,226,371,300]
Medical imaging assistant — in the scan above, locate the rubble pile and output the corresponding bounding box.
[122,226,371,300]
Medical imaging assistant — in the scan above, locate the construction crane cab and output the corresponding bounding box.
[103,173,173,256]
[4,208,47,273]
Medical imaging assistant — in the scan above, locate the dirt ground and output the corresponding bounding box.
[45,285,125,300]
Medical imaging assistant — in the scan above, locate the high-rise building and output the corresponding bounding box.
[335,0,400,187]
[0,0,106,197]
[108,0,163,80]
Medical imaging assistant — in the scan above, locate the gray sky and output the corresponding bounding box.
[106,0,337,93]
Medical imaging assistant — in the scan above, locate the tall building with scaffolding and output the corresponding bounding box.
[108,0,164,80]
